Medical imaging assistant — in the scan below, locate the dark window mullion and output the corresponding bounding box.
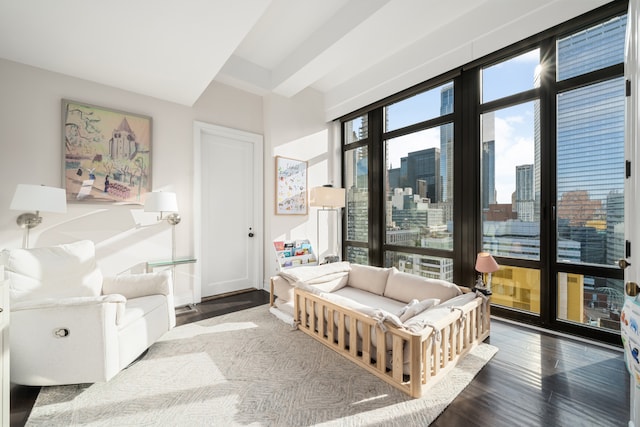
[460,70,480,285]
[369,109,384,267]
[539,36,556,328]
[479,88,540,113]
[383,113,455,141]
[555,63,624,93]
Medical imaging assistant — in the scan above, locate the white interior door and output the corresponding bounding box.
[194,122,263,300]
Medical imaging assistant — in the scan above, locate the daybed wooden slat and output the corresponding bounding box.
[338,312,345,349]
[316,303,324,337]
[376,328,386,371]
[349,316,357,357]
[327,307,335,344]
[392,335,403,382]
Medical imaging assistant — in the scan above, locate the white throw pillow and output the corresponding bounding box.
[438,292,478,308]
[399,298,440,322]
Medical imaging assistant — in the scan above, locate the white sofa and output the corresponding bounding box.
[270,262,490,398]
[1,240,176,386]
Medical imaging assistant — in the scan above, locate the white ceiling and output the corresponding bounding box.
[0,0,614,120]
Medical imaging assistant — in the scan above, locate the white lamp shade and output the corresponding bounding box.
[309,186,345,208]
[10,184,67,213]
[144,191,178,213]
[475,252,500,273]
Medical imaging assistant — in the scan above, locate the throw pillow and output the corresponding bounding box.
[399,298,440,322]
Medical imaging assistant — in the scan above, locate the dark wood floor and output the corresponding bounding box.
[11,289,629,426]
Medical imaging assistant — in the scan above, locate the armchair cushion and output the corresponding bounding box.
[1,240,103,303]
[102,271,172,299]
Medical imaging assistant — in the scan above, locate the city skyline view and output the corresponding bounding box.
[386,51,540,204]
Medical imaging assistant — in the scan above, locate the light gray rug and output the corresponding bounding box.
[27,305,498,426]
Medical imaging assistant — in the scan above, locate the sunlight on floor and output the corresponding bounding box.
[351,394,389,405]
[159,321,259,340]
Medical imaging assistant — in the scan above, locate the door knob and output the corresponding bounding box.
[626,281,639,297]
[618,259,632,269]
[248,232,254,237]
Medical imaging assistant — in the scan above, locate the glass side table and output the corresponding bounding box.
[145,258,197,273]
[146,258,198,313]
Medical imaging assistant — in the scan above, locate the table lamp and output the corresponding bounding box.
[475,252,499,293]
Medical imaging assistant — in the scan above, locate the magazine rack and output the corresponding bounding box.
[273,239,318,271]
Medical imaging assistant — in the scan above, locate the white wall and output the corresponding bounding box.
[263,89,339,280]
[0,58,310,306]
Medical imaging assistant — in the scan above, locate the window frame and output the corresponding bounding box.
[339,1,628,346]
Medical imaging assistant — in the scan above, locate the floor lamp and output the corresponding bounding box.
[10,184,67,248]
[310,185,345,262]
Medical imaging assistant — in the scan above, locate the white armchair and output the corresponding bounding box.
[0,240,176,386]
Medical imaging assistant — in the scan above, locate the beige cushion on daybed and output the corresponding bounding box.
[332,287,406,315]
[348,264,391,295]
[383,268,461,303]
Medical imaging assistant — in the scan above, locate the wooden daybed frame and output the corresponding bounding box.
[293,286,490,398]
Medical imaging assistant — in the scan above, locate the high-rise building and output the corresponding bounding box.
[556,15,626,266]
[481,138,496,211]
[483,16,626,269]
[515,164,534,221]
[440,84,454,203]
[533,67,542,222]
[484,220,581,262]
[385,251,454,282]
[398,147,441,203]
[606,191,624,268]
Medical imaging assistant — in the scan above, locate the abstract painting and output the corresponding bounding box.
[62,99,152,204]
[275,156,307,215]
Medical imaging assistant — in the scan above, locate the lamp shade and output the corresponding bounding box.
[309,186,345,208]
[10,184,67,213]
[144,191,178,213]
[475,252,499,273]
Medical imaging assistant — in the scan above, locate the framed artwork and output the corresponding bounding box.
[62,99,152,204]
[275,156,308,215]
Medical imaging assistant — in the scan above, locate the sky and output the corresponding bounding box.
[386,49,540,204]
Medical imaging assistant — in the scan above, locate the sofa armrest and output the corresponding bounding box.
[102,271,172,299]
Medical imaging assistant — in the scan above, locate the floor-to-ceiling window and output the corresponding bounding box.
[340,2,627,345]
[552,14,627,335]
[343,73,461,280]
[383,82,456,280]
[344,114,370,264]
[479,49,542,314]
